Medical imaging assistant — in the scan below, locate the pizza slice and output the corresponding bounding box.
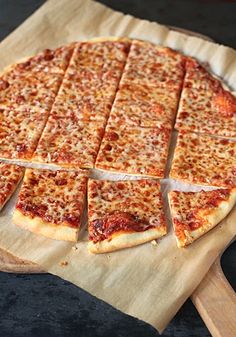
[0,44,74,112]
[95,124,172,178]
[5,44,74,75]
[51,39,130,122]
[32,116,105,169]
[108,82,180,127]
[168,188,236,247]
[175,57,236,138]
[0,107,49,161]
[120,40,185,88]
[88,179,167,253]
[170,131,236,188]
[0,163,24,211]
[13,168,88,241]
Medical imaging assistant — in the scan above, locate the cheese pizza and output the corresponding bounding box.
[175,57,236,138]
[88,179,167,253]
[0,163,24,211]
[13,168,88,241]
[170,131,236,188]
[95,124,172,178]
[168,188,236,247]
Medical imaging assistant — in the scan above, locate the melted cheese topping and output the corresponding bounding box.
[170,131,236,187]
[33,116,105,168]
[95,124,171,177]
[16,168,88,228]
[0,163,24,209]
[120,40,185,87]
[51,41,130,121]
[0,108,49,160]
[169,188,236,246]
[175,58,236,138]
[0,45,74,112]
[108,82,180,127]
[88,179,167,242]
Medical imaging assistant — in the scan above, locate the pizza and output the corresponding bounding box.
[88,179,167,253]
[50,40,130,122]
[0,163,24,211]
[170,131,236,188]
[175,57,236,139]
[95,124,172,178]
[0,107,49,160]
[120,40,186,88]
[13,168,88,241]
[0,37,233,253]
[107,82,180,127]
[32,116,105,168]
[168,188,236,247]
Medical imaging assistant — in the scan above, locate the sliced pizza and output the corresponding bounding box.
[95,124,172,178]
[168,188,236,247]
[32,116,105,169]
[120,40,186,88]
[170,131,236,188]
[108,82,180,127]
[175,57,236,138]
[13,168,88,241]
[88,179,167,253]
[51,39,130,122]
[0,163,24,211]
[0,107,49,160]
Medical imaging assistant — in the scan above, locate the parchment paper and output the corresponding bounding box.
[0,0,235,333]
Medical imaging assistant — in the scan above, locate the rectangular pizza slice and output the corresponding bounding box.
[13,168,88,242]
[88,179,167,253]
[175,57,236,138]
[170,131,236,187]
[168,188,236,247]
[120,40,185,88]
[0,163,24,211]
[95,124,172,178]
[107,82,180,128]
[0,107,49,161]
[32,116,105,169]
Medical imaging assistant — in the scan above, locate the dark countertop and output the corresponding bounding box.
[0,1,235,336]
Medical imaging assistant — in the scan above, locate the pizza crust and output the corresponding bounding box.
[168,188,236,248]
[13,209,78,242]
[88,227,167,254]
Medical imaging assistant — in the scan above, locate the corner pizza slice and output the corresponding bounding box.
[32,116,105,169]
[108,82,180,127]
[120,39,185,88]
[175,57,236,138]
[0,44,74,112]
[95,124,172,178]
[13,168,88,242]
[0,107,49,161]
[0,163,24,211]
[88,179,167,253]
[168,188,236,247]
[170,131,236,188]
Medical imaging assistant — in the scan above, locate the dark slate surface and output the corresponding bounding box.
[0,1,235,336]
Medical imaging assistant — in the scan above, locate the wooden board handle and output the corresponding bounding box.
[191,258,236,337]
